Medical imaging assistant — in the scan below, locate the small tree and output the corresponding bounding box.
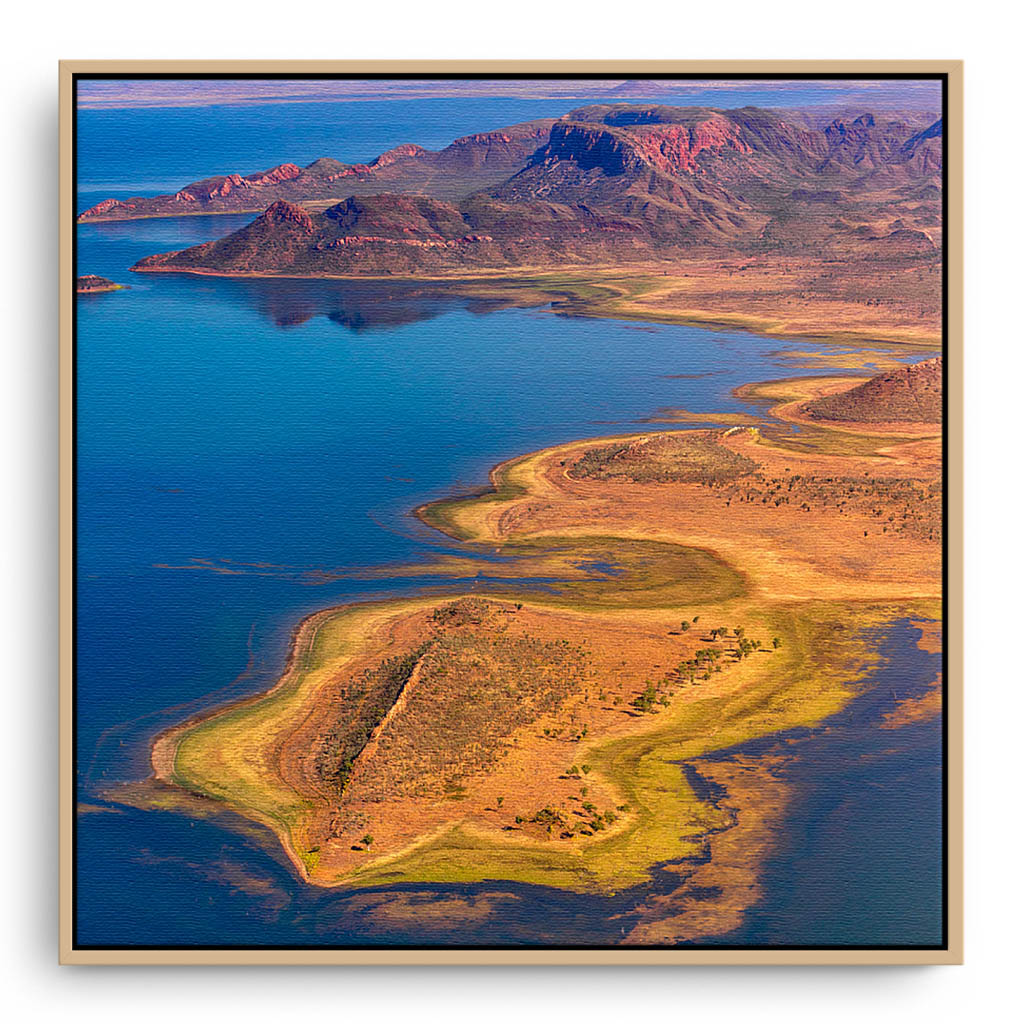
[680,621,690,632]
[692,615,700,624]
[362,834,374,848]
[772,637,783,649]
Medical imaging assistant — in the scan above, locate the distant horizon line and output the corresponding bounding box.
[76,77,942,112]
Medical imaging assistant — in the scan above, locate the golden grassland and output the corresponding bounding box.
[493,257,941,348]
[767,347,915,372]
[140,367,943,918]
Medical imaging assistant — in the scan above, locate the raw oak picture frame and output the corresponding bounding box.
[59,60,963,965]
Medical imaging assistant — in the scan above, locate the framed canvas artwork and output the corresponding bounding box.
[59,61,962,964]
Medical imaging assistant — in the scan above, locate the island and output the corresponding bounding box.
[77,121,555,221]
[76,275,125,294]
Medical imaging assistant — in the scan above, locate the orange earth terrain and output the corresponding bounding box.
[516,254,942,348]
[142,359,943,939]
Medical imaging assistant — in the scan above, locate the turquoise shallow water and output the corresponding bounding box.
[74,96,943,947]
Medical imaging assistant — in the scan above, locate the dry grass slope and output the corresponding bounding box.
[343,600,590,803]
[803,356,942,424]
[570,431,757,485]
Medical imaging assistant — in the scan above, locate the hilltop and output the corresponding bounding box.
[802,357,943,424]
[131,192,652,277]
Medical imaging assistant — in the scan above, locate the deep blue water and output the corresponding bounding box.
[74,94,942,948]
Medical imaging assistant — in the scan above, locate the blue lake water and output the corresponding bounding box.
[74,95,943,948]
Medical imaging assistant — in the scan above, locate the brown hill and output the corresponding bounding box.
[489,119,765,243]
[802,357,943,424]
[132,193,647,277]
[493,106,942,251]
[554,105,940,183]
[76,275,123,293]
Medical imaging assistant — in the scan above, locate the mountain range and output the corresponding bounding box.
[98,103,943,279]
[79,120,556,221]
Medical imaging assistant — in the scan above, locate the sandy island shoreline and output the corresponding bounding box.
[150,607,338,783]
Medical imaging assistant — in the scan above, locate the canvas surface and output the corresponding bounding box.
[60,64,961,963]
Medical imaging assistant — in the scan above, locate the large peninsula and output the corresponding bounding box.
[147,360,942,944]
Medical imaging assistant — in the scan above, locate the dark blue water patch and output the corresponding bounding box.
[75,797,656,948]
[678,762,730,808]
[572,560,624,577]
[75,213,257,285]
[686,619,943,947]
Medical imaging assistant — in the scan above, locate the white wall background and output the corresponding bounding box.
[0,4,1016,1020]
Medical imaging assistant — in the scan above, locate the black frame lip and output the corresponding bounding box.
[75,71,947,78]
[70,69,950,955]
